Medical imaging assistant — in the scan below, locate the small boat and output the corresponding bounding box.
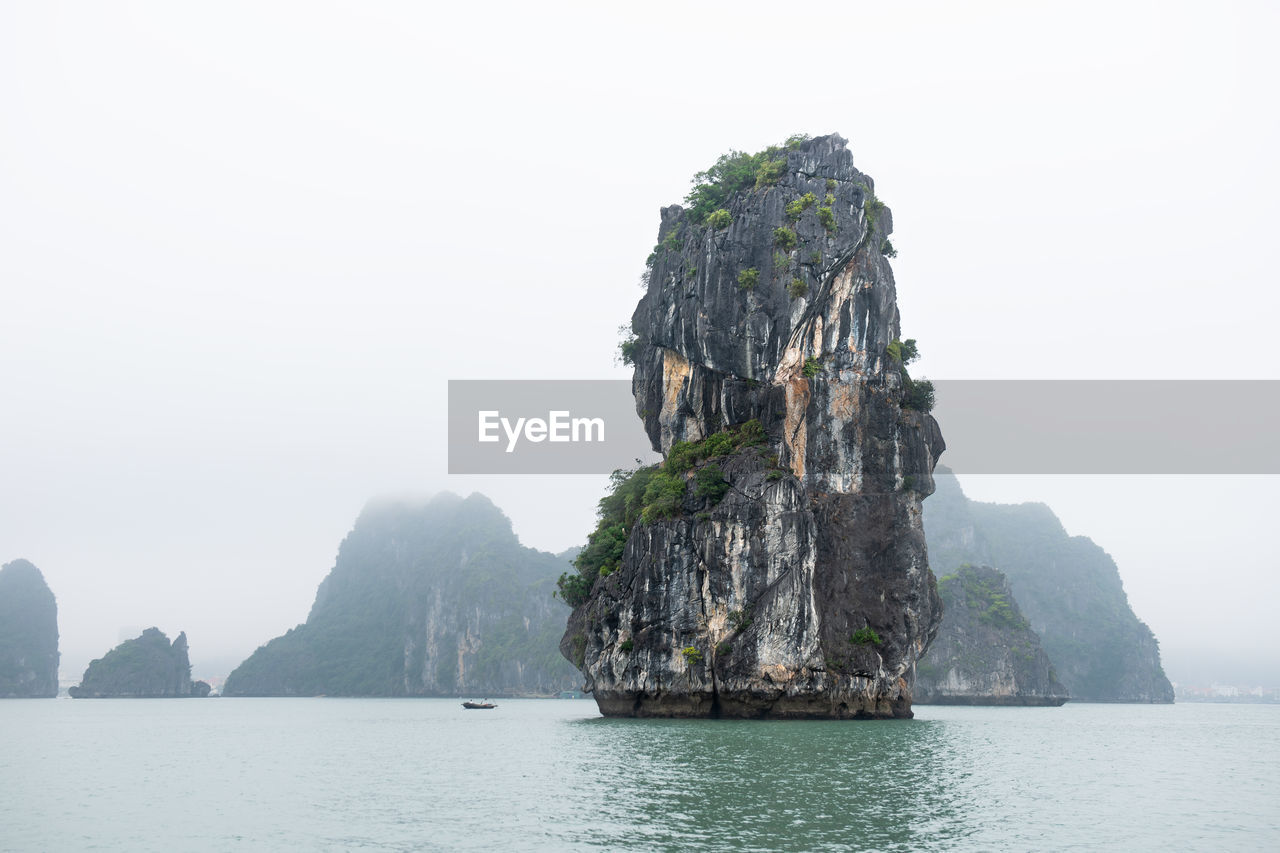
[461,700,497,710]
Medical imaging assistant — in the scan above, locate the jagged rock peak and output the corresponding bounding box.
[70,627,210,698]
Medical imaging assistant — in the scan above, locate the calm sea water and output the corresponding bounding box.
[1,698,1276,851]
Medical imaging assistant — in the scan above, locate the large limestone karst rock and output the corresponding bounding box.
[0,558,60,698]
[560,134,946,718]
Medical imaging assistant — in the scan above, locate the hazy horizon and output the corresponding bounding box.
[3,1,1277,690]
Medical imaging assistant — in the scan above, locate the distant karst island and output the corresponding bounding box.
[223,493,579,697]
[70,627,211,698]
[913,564,1068,705]
[923,468,1173,703]
[0,559,60,698]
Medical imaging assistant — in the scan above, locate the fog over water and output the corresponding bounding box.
[1,2,1277,686]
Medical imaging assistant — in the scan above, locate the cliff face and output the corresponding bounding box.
[225,493,579,697]
[914,565,1067,705]
[0,559,59,698]
[561,135,945,718]
[924,470,1174,703]
[70,628,209,698]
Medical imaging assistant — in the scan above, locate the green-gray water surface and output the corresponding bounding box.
[1,699,1275,851]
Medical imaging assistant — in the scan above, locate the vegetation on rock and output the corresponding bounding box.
[706,208,732,230]
[785,192,818,221]
[886,337,936,413]
[863,191,887,231]
[817,206,836,232]
[851,627,882,645]
[558,421,768,606]
[682,135,811,225]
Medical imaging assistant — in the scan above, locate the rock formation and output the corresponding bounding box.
[70,627,210,698]
[924,469,1174,702]
[914,564,1067,705]
[224,493,579,697]
[0,559,60,697]
[560,134,946,718]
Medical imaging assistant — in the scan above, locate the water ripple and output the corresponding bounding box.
[0,699,1276,851]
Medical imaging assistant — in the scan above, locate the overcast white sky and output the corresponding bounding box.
[2,1,1276,685]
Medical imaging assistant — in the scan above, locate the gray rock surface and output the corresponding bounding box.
[914,564,1068,705]
[562,135,945,718]
[0,559,59,698]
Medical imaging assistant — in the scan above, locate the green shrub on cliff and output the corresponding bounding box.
[707,208,732,230]
[903,378,935,412]
[817,206,836,232]
[556,573,593,608]
[667,420,765,475]
[683,136,810,224]
[754,158,786,188]
[864,191,887,230]
[641,471,686,523]
[561,464,661,602]
[785,192,818,221]
[886,338,919,365]
[737,268,759,290]
[694,464,730,503]
[851,627,882,645]
[685,153,766,224]
[774,227,797,251]
[617,325,639,366]
[886,338,935,413]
